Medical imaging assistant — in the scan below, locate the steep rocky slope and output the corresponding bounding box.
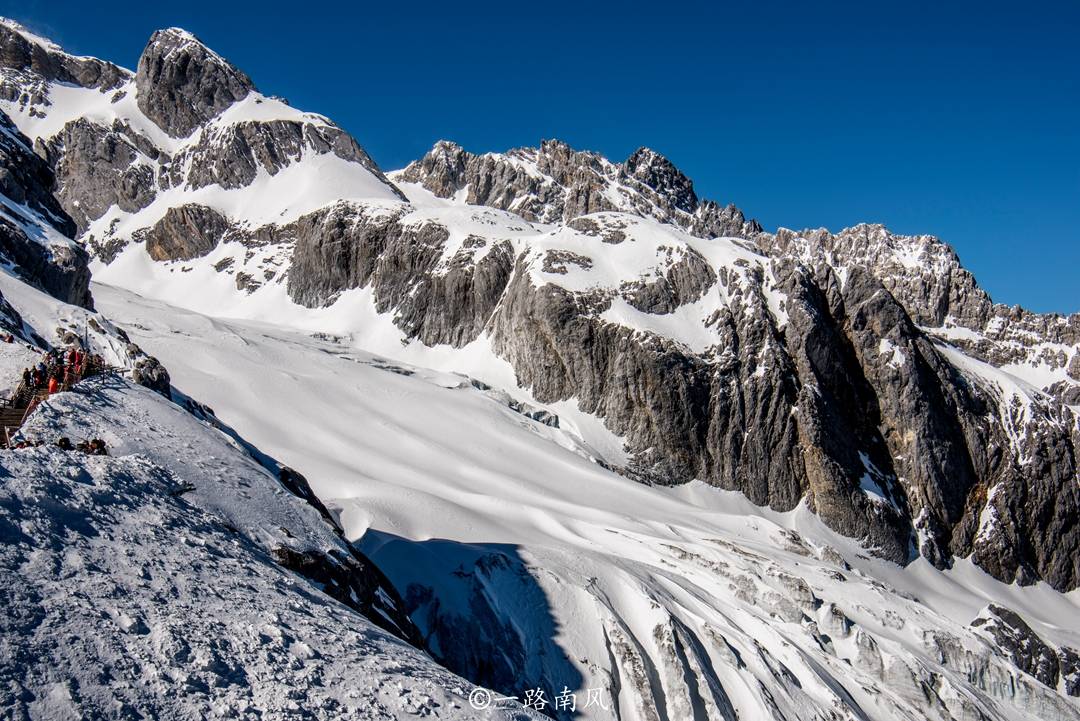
[0,108,90,307]
[1,17,1076,597]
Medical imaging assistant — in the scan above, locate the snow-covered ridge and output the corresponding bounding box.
[0,17,89,58]
[0,17,402,250]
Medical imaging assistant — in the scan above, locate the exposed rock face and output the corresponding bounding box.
[0,109,92,308]
[273,545,424,649]
[0,111,73,233]
[1062,647,1080,697]
[971,605,1080,694]
[40,118,157,232]
[759,224,1080,406]
[284,202,514,347]
[397,139,763,238]
[142,204,230,261]
[620,246,716,314]
[135,28,253,138]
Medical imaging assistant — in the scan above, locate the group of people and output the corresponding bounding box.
[19,347,101,399]
[56,436,108,455]
[6,343,109,453]
[8,436,109,455]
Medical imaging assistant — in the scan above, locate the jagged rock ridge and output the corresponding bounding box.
[397,138,763,239]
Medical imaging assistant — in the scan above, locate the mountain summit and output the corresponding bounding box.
[136,27,255,137]
[397,137,764,238]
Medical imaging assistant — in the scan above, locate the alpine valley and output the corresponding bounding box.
[0,18,1078,721]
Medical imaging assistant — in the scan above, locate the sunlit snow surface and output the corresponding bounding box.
[0,273,542,720]
[95,282,1080,721]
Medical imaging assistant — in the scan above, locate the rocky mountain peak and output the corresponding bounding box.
[528,138,606,184]
[400,140,468,197]
[430,139,465,157]
[623,146,698,213]
[135,27,254,137]
[396,138,761,238]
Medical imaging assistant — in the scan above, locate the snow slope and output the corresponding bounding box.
[95,281,1080,721]
[0,267,543,720]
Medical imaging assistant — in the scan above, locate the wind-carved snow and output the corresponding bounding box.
[857,451,900,511]
[94,283,1080,721]
[878,338,906,368]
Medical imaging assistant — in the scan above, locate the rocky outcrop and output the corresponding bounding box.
[971,605,1080,693]
[39,118,157,232]
[0,110,92,308]
[129,350,171,397]
[135,28,253,137]
[142,204,230,261]
[620,246,716,314]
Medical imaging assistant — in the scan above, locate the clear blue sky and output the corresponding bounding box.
[6,0,1079,313]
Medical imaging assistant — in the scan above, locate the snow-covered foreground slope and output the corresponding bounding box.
[0,272,542,720]
[95,282,1080,721]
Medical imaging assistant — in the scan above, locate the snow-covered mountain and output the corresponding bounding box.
[1,16,1079,721]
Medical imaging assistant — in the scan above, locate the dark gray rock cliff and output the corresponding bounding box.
[135,28,253,138]
[0,109,92,308]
